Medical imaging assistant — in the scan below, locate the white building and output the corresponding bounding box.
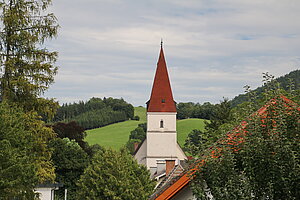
[35,183,62,200]
[134,44,187,178]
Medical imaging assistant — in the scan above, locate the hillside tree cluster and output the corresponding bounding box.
[231,70,300,106]
[52,97,134,129]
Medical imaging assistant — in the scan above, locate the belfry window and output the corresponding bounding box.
[162,99,165,103]
[160,120,164,128]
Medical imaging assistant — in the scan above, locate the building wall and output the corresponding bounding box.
[35,188,54,200]
[147,112,176,132]
[147,132,177,157]
[171,185,196,200]
[176,143,188,160]
[134,139,147,165]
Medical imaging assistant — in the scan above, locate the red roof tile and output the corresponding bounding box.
[147,46,176,112]
[153,95,300,199]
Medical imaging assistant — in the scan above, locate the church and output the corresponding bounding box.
[134,44,195,199]
[134,43,187,173]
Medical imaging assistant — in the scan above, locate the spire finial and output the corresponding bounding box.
[160,38,163,48]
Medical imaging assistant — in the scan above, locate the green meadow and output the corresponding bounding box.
[85,107,207,150]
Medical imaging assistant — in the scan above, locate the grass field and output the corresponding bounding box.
[177,118,206,147]
[134,106,147,122]
[85,107,207,150]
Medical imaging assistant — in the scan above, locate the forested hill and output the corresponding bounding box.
[52,97,134,129]
[231,69,300,107]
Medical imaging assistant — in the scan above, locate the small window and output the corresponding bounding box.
[162,99,165,103]
[160,120,164,128]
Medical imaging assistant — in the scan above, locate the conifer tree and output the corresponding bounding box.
[0,0,59,118]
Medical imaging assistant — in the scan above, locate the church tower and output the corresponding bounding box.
[134,43,187,174]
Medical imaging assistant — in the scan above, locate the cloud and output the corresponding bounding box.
[44,0,300,106]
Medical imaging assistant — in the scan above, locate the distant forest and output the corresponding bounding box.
[52,97,134,129]
[231,69,300,106]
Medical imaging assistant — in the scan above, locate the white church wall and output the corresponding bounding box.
[134,139,147,165]
[147,132,177,157]
[176,143,188,160]
[147,112,176,132]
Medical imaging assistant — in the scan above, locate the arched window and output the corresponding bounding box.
[160,120,164,128]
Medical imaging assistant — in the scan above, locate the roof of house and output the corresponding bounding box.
[152,95,300,200]
[147,45,176,113]
[35,182,63,188]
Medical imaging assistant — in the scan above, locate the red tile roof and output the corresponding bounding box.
[153,95,300,200]
[147,46,176,112]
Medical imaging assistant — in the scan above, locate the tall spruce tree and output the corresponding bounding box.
[0,0,58,118]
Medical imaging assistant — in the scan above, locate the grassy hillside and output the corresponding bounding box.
[85,107,146,150]
[85,120,142,150]
[85,107,207,150]
[134,106,146,121]
[177,118,206,147]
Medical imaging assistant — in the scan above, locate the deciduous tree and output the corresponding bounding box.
[49,138,89,200]
[77,148,155,200]
[0,103,55,199]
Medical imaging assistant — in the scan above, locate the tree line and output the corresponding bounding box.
[51,97,135,129]
[177,101,216,120]
[231,70,300,107]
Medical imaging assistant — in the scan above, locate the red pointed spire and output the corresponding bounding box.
[147,44,176,112]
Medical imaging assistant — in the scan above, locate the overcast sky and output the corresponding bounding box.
[44,0,300,106]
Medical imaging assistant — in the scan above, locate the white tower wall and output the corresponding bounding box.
[145,112,183,168]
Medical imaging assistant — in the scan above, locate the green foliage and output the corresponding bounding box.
[0,103,55,199]
[177,102,215,120]
[129,123,147,141]
[77,148,155,200]
[0,0,59,119]
[49,138,89,200]
[73,108,127,129]
[240,98,300,199]
[191,87,300,199]
[204,98,234,143]
[184,129,208,156]
[126,123,147,154]
[126,139,142,155]
[184,99,233,156]
[51,121,87,150]
[191,149,253,200]
[52,97,134,129]
[132,115,140,120]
